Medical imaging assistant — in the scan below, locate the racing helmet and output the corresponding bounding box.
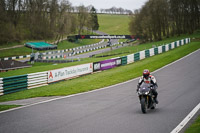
[143,69,150,79]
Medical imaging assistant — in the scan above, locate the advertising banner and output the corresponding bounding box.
[100,59,118,70]
[93,62,101,72]
[48,63,93,83]
[93,58,122,72]
[74,35,140,40]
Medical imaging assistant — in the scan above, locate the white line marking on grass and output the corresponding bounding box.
[0,49,199,114]
[170,102,200,133]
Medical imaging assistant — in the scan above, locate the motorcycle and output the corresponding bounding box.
[137,83,156,113]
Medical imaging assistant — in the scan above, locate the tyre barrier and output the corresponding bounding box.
[0,38,190,95]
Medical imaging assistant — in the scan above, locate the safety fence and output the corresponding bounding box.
[42,39,105,56]
[0,72,48,95]
[27,72,48,89]
[42,44,107,60]
[0,38,190,95]
[0,39,105,61]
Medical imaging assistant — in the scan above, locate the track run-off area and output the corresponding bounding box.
[0,49,200,133]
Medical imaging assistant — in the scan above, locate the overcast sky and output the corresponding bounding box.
[70,0,148,11]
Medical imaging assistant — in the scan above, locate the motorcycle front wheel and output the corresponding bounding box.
[141,98,147,114]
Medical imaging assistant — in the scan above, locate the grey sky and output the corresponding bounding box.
[70,0,148,11]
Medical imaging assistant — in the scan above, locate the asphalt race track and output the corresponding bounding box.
[0,50,200,133]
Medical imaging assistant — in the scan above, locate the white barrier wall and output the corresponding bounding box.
[171,42,175,49]
[181,40,184,45]
[0,78,3,96]
[177,41,180,47]
[127,54,134,64]
[28,71,48,89]
[158,46,162,54]
[165,44,169,51]
[149,48,155,56]
[140,50,145,60]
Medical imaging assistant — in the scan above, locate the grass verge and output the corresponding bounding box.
[185,115,200,133]
[0,105,21,111]
[0,41,199,102]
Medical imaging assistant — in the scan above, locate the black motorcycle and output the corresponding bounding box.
[137,83,156,113]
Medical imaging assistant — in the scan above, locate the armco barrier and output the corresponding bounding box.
[121,56,127,65]
[28,71,48,89]
[145,50,150,58]
[134,53,140,61]
[0,78,3,96]
[0,38,190,95]
[2,75,28,95]
[154,47,159,55]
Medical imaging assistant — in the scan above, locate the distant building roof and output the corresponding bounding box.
[0,60,32,72]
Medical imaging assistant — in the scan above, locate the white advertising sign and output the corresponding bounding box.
[48,63,93,83]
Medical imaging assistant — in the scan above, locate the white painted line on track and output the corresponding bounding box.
[170,102,200,133]
[0,48,199,114]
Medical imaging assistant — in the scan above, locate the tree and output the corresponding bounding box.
[89,6,99,31]
[77,5,89,35]
[129,0,200,42]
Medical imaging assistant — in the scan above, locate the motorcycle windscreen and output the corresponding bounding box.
[139,83,151,93]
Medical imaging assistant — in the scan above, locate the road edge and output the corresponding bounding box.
[170,102,200,133]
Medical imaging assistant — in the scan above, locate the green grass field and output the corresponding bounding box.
[98,14,130,35]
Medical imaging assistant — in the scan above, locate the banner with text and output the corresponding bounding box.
[74,35,140,40]
[93,58,122,71]
[48,63,93,83]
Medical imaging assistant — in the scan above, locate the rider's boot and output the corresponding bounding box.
[154,97,159,104]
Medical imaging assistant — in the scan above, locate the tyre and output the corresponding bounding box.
[141,98,147,113]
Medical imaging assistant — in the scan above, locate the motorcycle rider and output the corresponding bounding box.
[137,69,159,104]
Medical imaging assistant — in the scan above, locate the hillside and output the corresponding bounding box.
[98,14,131,35]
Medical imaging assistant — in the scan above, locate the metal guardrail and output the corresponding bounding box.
[27,71,48,89]
[2,75,28,95]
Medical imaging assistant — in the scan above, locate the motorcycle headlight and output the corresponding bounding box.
[145,92,149,95]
